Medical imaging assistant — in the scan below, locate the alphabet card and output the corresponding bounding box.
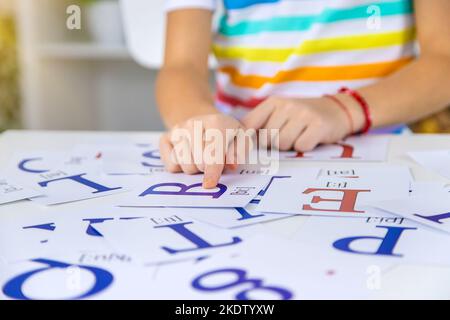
[93,209,263,265]
[117,171,274,208]
[172,175,299,229]
[0,213,65,262]
[256,170,410,217]
[0,176,42,205]
[409,182,449,196]
[7,151,101,180]
[0,251,160,300]
[5,151,111,205]
[408,150,450,180]
[71,143,164,175]
[100,144,164,175]
[280,135,390,162]
[0,206,169,264]
[151,235,372,300]
[19,169,128,205]
[171,202,295,229]
[292,216,450,269]
[370,194,450,234]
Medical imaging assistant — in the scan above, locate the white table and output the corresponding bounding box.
[1,130,450,299]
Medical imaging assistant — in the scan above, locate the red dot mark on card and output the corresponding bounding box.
[96,152,102,159]
[326,270,336,276]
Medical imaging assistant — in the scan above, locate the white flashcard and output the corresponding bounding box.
[6,151,117,205]
[280,135,390,162]
[409,182,449,196]
[100,144,164,175]
[370,193,450,234]
[408,150,450,180]
[0,214,62,262]
[18,169,128,205]
[172,202,295,229]
[372,264,450,300]
[0,206,171,264]
[69,143,164,175]
[46,206,187,254]
[0,251,160,300]
[257,170,410,217]
[0,176,42,205]
[0,208,122,263]
[7,151,100,180]
[94,209,263,265]
[117,171,273,208]
[292,215,450,269]
[152,235,372,300]
[172,173,300,229]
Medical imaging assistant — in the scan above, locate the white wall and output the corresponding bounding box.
[15,0,183,131]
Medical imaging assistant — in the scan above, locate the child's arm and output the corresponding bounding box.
[157,9,243,189]
[355,0,450,127]
[243,0,450,151]
[156,9,216,127]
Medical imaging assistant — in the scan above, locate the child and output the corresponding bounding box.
[156,0,450,188]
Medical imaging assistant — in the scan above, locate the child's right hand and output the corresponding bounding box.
[159,113,244,189]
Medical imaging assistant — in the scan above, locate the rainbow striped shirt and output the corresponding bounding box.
[166,0,416,118]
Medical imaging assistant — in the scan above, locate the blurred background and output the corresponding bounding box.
[0,0,449,133]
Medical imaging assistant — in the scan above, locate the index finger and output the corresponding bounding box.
[202,163,225,189]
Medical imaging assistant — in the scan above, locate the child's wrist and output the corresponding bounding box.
[335,93,366,134]
[338,87,373,134]
[168,104,219,128]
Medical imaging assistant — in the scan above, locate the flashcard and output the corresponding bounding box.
[6,151,117,205]
[7,151,100,180]
[0,209,117,263]
[408,150,450,180]
[0,206,169,263]
[117,170,273,208]
[372,264,450,300]
[370,193,450,234]
[46,219,114,254]
[280,135,390,162]
[0,251,160,300]
[69,143,164,175]
[257,171,410,217]
[152,235,372,300]
[292,215,450,269]
[173,175,298,229]
[0,176,42,205]
[172,202,295,229]
[100,144,164,175]
[48,206,188,255]
[0,214,63,262]
[14,169,128,205]
[94,209,263,265]
[409,182,449,196]
[50,206,166,238]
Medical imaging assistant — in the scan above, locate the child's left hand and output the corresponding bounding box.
[241,96,364,152]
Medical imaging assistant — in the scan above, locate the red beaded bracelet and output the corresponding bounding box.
[339,87,372,134]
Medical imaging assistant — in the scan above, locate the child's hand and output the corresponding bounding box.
[241,96,364,152]
[159,114,244,189]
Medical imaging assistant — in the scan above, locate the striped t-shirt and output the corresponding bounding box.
[165,0,416,119]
